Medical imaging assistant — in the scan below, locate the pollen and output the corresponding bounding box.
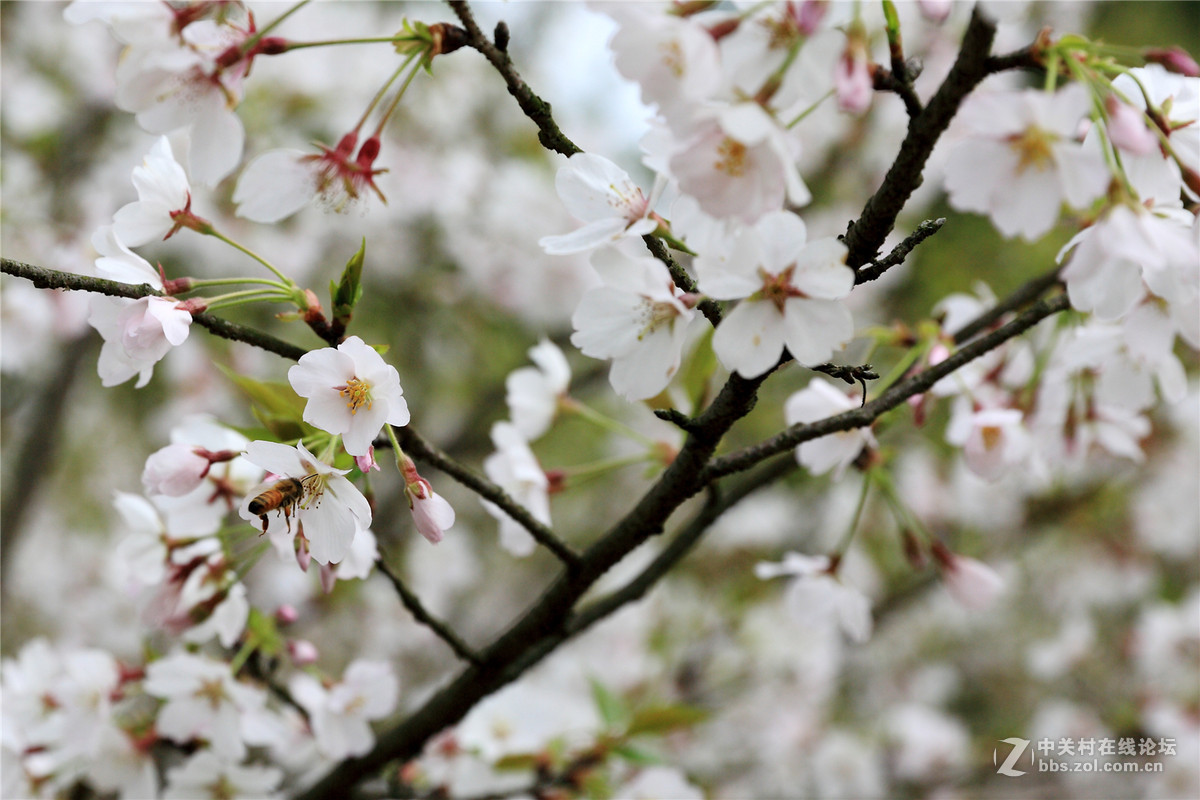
[714,137,748,177]
[981,425,1003,450]
[337,377,373,415]
[659,40,684,78]
[1008,126,1055,173]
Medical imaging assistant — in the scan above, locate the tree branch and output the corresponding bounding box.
[1,258,309,362]
[701,293,1069,482]
[853,217,945,285]
[375,558,483,666]
[389,424,582,569]
[950,266,1063,343]
[446,0,581,158]
[844,7,997,273]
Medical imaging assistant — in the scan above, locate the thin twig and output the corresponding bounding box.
[1,258,309,361]
[873,66,923,118]
[951,266,1063,343]
[376,558,483,666]
[446,0,581,157]
[853,218,945,284]
[389,424,582,569]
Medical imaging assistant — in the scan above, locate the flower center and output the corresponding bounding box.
[636,298,681,341]
[337,377,373,415]
[1008,126,1055,173]
[196,677,227,709]
[714,137,748,177]
[981,424,1003,451]
[759,265,804,311]
[659,40,684,78]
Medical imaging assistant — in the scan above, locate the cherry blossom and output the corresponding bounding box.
[756,552,873,643]
[669,103,811,222]
[406,477,456,545]
[288,335,410,457]
[238,441,372,565]
[505,338,571,440]
[784,378,877,479]
[931,544,1005,610]
[943,84,1110,241]
[112,136,199,246]
[88,294,192,388]
[233,133,388,223]
[289,660,399,760]
[163,751,283,800]
[1059,202,1198,322]
[944,400,1031,481]
[571,248,699,401]
[91,225,161,286]
[481,422,550,557]
[697,210,854,377]
[143,651,269,760]
[539,153,663,254]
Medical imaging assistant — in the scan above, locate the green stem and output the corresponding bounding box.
[876,339,931,395]
[280,36,410,51]
[372,54,424,138]
[205,229,294,286]
[229,638,259,675]
[356,56,415,133]
[182,277,291,291]
[832,472,872,559]
[562,398,657,447]
[558,453,653,482]
[243,0,311,51]
[785,88,835,129]
[386,423,411,474]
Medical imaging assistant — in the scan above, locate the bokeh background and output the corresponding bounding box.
[2,2,1198,798]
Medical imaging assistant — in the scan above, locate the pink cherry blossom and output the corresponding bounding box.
[756,552,873,643]
[932,544,1005,610]
[481,422,550,557]
[289,660,398,760]
[112,137,199,246]
[505,338,571,440]
[88,294,192,388]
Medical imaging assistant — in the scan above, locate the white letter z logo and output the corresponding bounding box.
[994,737,1030,777]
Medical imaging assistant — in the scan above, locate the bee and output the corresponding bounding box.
[248,475,321,533]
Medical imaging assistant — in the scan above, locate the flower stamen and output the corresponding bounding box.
[337,377,373,415]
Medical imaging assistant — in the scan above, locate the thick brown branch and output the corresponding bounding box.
[844,7,997,273]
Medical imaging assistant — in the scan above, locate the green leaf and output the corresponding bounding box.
[626,704,709,736]
[580,771,613,800]
[590,679,630,730]
[331,238,366,322]
[219,364,307,423]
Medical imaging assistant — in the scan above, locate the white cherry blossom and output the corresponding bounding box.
[112,136,195,246]
[539,153,663,254]
[88,294,192,388]
[91,225,160,286]
[288,335,410,457]
[505,338,571,440]
[481,422,550,557]
[290,660,399,760]
[143,651,268,761]
[784,378,877,479]
[698,210,853,377]
[756,552,873,643]
[163,751,282,800]
[571,248,699,401]
[943,84,1110,241]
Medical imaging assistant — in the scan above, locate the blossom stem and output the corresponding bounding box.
[558,453,654,483]
[228,639,258,675]
[372,55,424,137]
[202,289,296,312]
[179,277,292,291]
[832,472,872,561]
[870,467,932,540]
[561,398,658,447]
[355,56,415,133]
[784,88,835,129]
[275,36,412,51]
[875,339,930,394]
[205,229,294,286]
[385,424,411,475]
[247,0,311,45]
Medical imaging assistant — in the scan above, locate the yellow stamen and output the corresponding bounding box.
[1008,126,1055,173]
[715,137,748,177]
[338,377,373,415]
